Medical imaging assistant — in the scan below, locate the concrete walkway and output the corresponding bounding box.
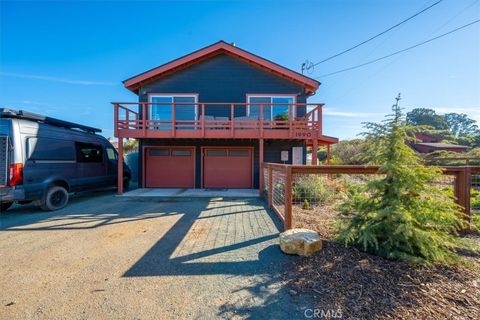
[0,191,309,319]
[122,188,259,198]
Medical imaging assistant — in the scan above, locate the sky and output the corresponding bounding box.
[0,0,479,140]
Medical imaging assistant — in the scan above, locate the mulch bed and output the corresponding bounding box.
[289,205,480,319]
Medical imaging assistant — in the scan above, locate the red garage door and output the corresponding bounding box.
[145,147,195,188]
[203,148,252,188]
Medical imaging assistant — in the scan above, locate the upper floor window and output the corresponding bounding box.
[149,95,197,123]
[247,95,295,120]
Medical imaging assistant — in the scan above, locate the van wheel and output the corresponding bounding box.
[1,202,13,212]
[41,186,69,211]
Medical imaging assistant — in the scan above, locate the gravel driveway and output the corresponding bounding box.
[0,191,309,319]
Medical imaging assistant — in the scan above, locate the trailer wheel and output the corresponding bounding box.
[1,202,13,212]
[41,186,69,211]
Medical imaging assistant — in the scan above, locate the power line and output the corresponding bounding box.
[315,19,480,78]
[326,0,479,101]
[308,0,444,68]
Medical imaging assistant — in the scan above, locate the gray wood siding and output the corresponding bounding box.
[139,139,305,188]
[138,53,308,118]
[263,140,306,165]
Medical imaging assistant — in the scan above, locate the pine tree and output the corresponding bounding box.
[338,94,467,264]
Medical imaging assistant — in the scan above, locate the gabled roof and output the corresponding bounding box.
[123,41,320,95]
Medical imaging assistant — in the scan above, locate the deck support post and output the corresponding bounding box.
[259,138,264,196]
[113,103,118,136]
[117,137,124,195]
[326,143,331,164]
[454,167,471,219]
[311,137,318,165]
[284,166,293,230]
[268,166,273,208]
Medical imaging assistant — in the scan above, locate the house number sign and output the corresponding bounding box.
[294,131,312,138]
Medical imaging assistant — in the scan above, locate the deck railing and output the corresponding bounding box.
[113,102,323,139]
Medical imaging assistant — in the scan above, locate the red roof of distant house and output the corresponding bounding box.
[408,131,470,153]
[123,41,320,95]
[416,142,469,149]
[414,132,441,143]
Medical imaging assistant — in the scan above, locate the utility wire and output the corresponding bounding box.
[327,0,479,100]
[315,19,480,78]
[310,0,444,67]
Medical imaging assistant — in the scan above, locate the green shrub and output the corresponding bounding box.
[473,214,480,230]
[471,189,480,210]
[302,199,311,210]
[472,197,480,210]
[274,181,285,202]
[293,175,329,204]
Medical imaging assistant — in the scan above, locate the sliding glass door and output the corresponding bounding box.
[247,95,295,120]
[150,95,197,130]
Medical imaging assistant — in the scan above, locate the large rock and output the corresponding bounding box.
[279,228,322,256]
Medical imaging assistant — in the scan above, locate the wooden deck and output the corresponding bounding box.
[113,102,337,142]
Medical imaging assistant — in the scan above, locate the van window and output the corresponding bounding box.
[0,119,11,136]
[75,142,103,163]
[27,138,75,161]
[106,147,117,161]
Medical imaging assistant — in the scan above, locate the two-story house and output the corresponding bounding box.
[113,41,338,193]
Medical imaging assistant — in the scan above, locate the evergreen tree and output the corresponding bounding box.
[338,94,467,264]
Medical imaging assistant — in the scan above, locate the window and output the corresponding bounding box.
[75,142,103,163]
[149,149,169,156]
[106,147,117,161]
[27,138,75,161]
[247,95,295,120]
[172,149,192,156]
[149,95,197,130]
[229,150,249,157]
[206,150,227,156]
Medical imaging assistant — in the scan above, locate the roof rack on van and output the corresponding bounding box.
[0,108,102,134]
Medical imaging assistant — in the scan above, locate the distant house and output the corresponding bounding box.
[408,132,469,154]
[112,41,338,193]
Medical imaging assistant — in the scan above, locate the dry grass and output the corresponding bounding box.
[293,204,340,239]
